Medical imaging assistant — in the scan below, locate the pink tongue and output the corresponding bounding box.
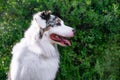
[61,38,71,46]
[52,34,71,46]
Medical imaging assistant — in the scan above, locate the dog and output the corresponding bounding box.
[8,11,75,80]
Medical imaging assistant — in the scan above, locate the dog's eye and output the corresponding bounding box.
[55,18,61,26]
[56,22,61,26]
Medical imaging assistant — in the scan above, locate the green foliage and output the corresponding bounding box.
[0,0,120,80]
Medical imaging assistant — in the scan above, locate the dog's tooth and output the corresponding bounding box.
[56,35,59,39]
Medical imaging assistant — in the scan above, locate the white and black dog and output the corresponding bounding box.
[8,11,75,80]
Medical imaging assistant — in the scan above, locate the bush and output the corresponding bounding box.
[0,0,120,80]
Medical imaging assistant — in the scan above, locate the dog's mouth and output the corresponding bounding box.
[50,34,71,46]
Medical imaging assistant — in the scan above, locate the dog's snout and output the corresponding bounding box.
[72,29,76,34]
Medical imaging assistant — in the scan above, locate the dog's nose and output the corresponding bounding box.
[72,29,76,34]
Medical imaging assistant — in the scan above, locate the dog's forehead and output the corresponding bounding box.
[45,15,63,27]
[49,15,63,24]
[49,15,59,21]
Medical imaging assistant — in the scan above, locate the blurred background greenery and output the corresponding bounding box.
[0,0,120,80]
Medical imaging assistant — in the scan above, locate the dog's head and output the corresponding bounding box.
[30,11,75,46]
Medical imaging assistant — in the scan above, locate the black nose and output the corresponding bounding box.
[72,29,76,34]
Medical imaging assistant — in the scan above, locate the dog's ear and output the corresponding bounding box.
[34,11,51,29]
[41,11,51,21]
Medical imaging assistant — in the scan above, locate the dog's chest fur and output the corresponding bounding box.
[10,39,60,80]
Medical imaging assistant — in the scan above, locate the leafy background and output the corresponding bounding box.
[0,0,120,80]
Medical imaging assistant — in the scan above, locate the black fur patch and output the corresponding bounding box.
[41,11,51,21]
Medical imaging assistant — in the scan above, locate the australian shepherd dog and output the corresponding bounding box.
[8,11,75,80]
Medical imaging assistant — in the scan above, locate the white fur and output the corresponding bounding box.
[9,11,74,80]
